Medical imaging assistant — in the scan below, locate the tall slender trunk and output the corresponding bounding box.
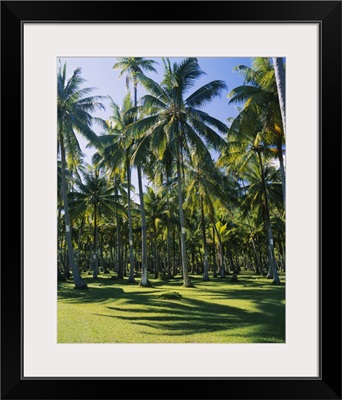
[153,223,158,279]
[219,242,225,277]
[114,183,123,279]
[77,218,84,272]
[166,189,172,278]
[126,153,135,283]
[57,203,63,278]
[176,146,192,287]
[272,57,286,138]
[59,135,87,289]
[110,243,115,269]
[213,223,225,277]
[137,165,150,286]
[212,225,217,278]
[172,228,177,277]
[250,237,261,274]
[257,151,280,284]
[92,205,99,279]
[200,197,210,281]
[132,82,150,286]
[279,233,286,271]
[277,138,286,205]
[246,216,262,274]
[99,237,104,272]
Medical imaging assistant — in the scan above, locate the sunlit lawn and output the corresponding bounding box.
[58,271,285,343]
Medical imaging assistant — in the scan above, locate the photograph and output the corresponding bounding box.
[1,0,341,398]
[57,56,286,344]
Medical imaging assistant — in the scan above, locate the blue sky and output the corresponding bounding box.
[58,56,253,199]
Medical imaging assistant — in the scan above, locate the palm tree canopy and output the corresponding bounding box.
[228,57,284,152]
[129,57,229,165]
[57,62,105,166]
[113,57,158,91]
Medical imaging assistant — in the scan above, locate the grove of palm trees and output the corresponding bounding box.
[58,56,286,343]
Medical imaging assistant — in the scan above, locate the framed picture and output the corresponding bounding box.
[1,1,341,399]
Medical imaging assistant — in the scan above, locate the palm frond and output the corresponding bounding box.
[186,80,227,108]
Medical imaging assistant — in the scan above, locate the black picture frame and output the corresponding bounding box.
[1,1,341,399]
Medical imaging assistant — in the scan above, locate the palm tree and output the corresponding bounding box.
[229,57,286,204]
[144,186,167,278]
[68,165,118,279]
[130,57,228,287]
[57,61,104,289]
[95,94,137,282]
[184,155,226,281]
[244,149,282,283]
[113,57,158,287]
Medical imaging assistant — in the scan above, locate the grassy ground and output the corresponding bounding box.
[58,271,285,343]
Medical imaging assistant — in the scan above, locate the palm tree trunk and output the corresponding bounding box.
[246,216,262,274]
[172,227,177,277]
[99,236,106,273]
[153,223,158,279]
[250,237,261,274]
[279,234,285,271]
[176,148,192,287]
[212,225,217,278]
[213,223,225,278]
[277,139,286,204]
[57,204,63,278]
[59,135,87,289]
[126,154,135,283]
[165,190,172,278]
[257,151,280,284]
[200,197,210,281]
[137,165,150,286]
[92,206,99,279]
[77,218,84,271]
[114,183,123,279]
[272,57,286,138]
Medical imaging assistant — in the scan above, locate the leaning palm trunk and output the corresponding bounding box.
[137,165,150,286]
[133,79,150,286]
[272,57,286,138]
[200,197,210,281]
[176,148,192,287]
[60,136,87,289]
[277,140,286,205]
[126,154,135,283]
[258,152,280,284]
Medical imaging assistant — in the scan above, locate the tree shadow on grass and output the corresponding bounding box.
[58,278,125,304]
[94,292,285,342]
[58,275,285,342]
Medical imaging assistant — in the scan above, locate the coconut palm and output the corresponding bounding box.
[94,94,138,282]
[218,121,282,284]
[229,57,286,204]
[130,57,228,287]
[113,57,158,286]
[68,165,119,279]
[184,155,227,281]
[57,61,105,288]
[144,186,167,278]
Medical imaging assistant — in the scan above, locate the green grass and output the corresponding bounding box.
[58,271,285,343]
